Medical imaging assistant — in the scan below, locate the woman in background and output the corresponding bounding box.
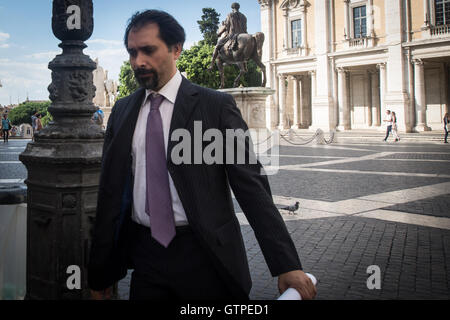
[392,111,400,142]
[1,113,12,143]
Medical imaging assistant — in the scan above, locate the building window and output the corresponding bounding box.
[353,5,367,38]
[291,19,302,48]
[436,0,450,25]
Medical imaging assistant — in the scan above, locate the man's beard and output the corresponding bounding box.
[134,68,160,90]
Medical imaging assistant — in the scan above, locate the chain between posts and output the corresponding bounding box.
[253,129,336,146]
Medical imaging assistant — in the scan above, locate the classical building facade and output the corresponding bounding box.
[258,0,450,132]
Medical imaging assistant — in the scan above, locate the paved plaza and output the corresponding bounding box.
[1,133,450,300]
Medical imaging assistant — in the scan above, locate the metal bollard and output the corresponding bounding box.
[0,185,27,300]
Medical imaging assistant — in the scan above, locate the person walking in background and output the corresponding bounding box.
[91,106,104,128]
[391,111,400,142]
[383,110,393,142]
[444,112,449,144]
[35,113,43,133]
[1,113,12,143]
[31,112,38,141]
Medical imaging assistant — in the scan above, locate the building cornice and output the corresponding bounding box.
[402,38,450,48]
[269,55,316,66]
[327,45,389,58]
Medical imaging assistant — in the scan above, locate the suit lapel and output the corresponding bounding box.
[167,77,199,160]
[105,88,145,192]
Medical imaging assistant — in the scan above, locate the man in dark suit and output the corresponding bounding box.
[88,9,316,300]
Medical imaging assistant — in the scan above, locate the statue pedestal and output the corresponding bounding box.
[219,87,275,130]
[218,87,278,174]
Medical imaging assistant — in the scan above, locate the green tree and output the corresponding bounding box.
[8,101,51,126]
[117,60,139,99]
[197,8,220,46]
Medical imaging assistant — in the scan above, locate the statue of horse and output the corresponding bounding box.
[214,25,266,89]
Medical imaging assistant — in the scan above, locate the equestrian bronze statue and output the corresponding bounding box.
[208,3,266,89]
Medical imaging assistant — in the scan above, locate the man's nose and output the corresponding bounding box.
[134,52,147,68]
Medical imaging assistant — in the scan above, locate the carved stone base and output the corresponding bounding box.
[19,139,103,299]
[219,87,276,129]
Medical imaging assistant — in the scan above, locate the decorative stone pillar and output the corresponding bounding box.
[19,0,103,299]
[368,0,374,37]
[283,9,289,49]
[344,0,350,39]
[422,0,429,29]
[377,63,387,120]
[413,59,431,131]
[337,67,350,130]
[309,70,316,100]
[278,74,287,129]
[370,69,381,126]
[300,5,307,49]
[366,70,373,127]
[292,76,300,129]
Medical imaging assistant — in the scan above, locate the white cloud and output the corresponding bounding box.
[0,32,10,42]
[0,31,10,49]
[0,59,51,105]
[0,38,128,105]
[24,51,61,60]
[86,39,123,47]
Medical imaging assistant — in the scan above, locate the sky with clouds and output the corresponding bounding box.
[0,0,261,106]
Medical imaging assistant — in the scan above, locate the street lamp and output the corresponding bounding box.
[19,0,103,299]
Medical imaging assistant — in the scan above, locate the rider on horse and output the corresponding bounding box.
[209,2,247,70]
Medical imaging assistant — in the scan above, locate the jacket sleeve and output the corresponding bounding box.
[219,94,302,277]
[87,102,119,291]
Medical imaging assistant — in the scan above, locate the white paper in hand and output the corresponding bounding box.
[277,273,317,300]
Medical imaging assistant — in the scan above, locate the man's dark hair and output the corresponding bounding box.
[124,10,186,49]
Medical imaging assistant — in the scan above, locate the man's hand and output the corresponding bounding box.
[90,287,113,300]
[278,270,317,300]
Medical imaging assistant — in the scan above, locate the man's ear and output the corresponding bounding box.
[173,43,182,60]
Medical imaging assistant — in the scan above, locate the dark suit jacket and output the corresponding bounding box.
[87,77,302,298]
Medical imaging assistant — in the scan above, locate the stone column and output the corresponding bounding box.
[291,76,299,129]
[423,0,429,29]
[370,70,381,126]
[310,70,316,101]
[19,0,103,299]
[377,63,387,119]
[337,67,349,130]
[300,6,307,49]
[344,0,350,39]
[278,74,287,129]
[368,0,374,37]
[283,9,289,49]
[413,59,431,131]
[366,71,373,127]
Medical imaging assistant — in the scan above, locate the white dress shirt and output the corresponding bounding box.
[385,113,393,126]
[131,70,189,227]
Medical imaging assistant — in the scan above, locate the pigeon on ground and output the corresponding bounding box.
[280,201,300,215]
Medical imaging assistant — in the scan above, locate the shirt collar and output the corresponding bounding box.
[144,70,182,105]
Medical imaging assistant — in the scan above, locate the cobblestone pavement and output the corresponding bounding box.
[117,139,450,300]
[2,139,450,300]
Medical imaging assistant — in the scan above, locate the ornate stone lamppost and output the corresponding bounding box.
[19,0,103,299]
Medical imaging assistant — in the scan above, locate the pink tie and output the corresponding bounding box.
[145,93,176,247]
